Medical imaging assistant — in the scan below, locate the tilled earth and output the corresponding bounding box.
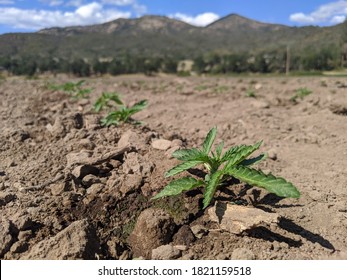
[1,74,347,260]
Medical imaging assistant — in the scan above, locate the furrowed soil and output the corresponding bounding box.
[1,75,347,260]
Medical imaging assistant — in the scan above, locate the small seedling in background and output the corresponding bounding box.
[291,87,312,103]
[49,80,91,99]
[93,92,123,112]
[214,85,229,94]
[246,89,256,98]
[152,127,300,209]
[99,96,148,126]
[194,85,209,91]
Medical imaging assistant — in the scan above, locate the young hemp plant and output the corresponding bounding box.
[49,80,91,99]
[152,127,300,209]
[94,92,148,126]
[291,87,312,103]
[93,92,123,113]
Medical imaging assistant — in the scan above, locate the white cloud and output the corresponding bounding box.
[290,13,315,24]
[0,2,131,30]
[75,2,101,18]
[40,0,64,6]
[66,0,84,7]
[0,0,14,4]
[331,15,346,23]
[170,12,220,27]
[290,0,347,24]
[102,0,146,15]
[102,0,135,6]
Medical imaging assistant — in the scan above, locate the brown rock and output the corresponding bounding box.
[14,216,33,231]
[86,183,104,196]
[82,174,101,188]
[78,139,95,150]
[20,219,100,259]
[120,174,142,195]
[0,192,16,206]
[118,130,146,151]
[84,115,100,130]
[50,182,69,196]
[123,152,154,177]
[173,225,195,246]
[46,117,66,138]
[208,202,280,234]
[66,151,92,167]
[0,220,15,258]
[122,153,143,174]
[190,224,208,239]
[152,245,181,260]
[128,208,176,259]
[152,139,172,150]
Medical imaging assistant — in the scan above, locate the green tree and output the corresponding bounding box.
[69,59,91,77]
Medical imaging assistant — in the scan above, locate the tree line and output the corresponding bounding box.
[193,45,342,74]
[0,55,178,77]
[0,44,344,77]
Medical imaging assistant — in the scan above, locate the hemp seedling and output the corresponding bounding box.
[94,92,147,126]
[291,87,312,103]
[246,89,256,98]
[100,99,148,127]
[49,80,91,99]
[93,92,123,113]
[152,127,300,209]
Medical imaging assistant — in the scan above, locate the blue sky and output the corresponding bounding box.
[0,0,347,34]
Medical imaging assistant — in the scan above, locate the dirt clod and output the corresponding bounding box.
[20,219,100,260]
[151,139,172,150]
[128,208,176,259]
[208,202,280,234]
[152,244,182,260]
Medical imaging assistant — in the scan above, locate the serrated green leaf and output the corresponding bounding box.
[127,100,148,115]
[227,165,300,198]
[202,127,217,154]
[203,170,224,209]
[223,141,263,170]
[101,111,121,126]
[107,93,123,105]
[215,141,224,159]
[165,160,203,177]
[220,144,242,162]
[93,101,103,113]
[152,177,204,200]
[172,148,208,162]
[240,153,267,166]
[101,117,118,127]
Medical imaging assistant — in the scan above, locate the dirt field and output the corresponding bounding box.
[1,74,347,260]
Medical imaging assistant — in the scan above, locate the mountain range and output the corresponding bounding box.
[0,14,346,60]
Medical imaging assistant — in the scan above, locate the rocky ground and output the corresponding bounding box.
[1,74,347,260]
